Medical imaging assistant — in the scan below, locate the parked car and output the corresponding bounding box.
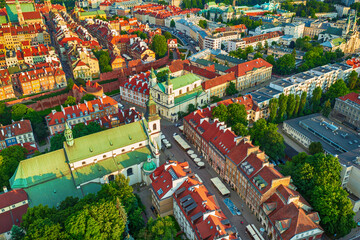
[173,133,178,137]
[161,134,166,140]
[236,209,242,216]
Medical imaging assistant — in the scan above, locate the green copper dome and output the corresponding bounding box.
[143,155,156,174]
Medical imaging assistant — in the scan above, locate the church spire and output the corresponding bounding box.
[149,68,157,87]
[146,89,160,122]
[64,122,74,147]
[15,0,25,25]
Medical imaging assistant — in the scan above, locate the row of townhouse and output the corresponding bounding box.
[250,62,353,118]
[183,109,324,240]
[16,64,66,95]
[0,69,15,100]
[45,95,142,136]
[227,31,284,52]
[0,24,51,49]
[150,161,239,240]
[84,18,156,67]
[0,119,35,150]
[133,4,200,26]
[3,44,59,68]
[45,95,118,135]
[50,11,100,81]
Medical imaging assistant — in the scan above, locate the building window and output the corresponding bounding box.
[153,123,157,130]
[127,168,133,176]
[103,155,106,158]
[82,161,86,165]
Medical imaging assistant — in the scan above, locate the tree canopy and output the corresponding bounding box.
[225,82,238,96]
[281,153,356,237]
[21,175,146,239]
[151,35,168,58]
[93,50,112,73]
[308,142,323,155]
[249,119,285,161]
[212,103,248,127]
[0,145,27,188]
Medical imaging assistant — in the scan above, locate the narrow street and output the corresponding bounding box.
[160,119,267,240]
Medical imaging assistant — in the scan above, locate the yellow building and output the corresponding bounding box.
[111,55,125,70]
[75,7,107,21]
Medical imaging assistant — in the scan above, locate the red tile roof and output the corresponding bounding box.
[339,92,360,106]
[0,189,28,234]
[242,31,283,44]
[46,96,118,127]
[120,70,150,96]
[173,178,238,239]
[225,58,272,77]
[0,120,33,141]
[22,11,42,20]
[202,72,236,90]
[150,161,191,199]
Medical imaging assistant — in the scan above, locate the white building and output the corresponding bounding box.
[284,22,305,39]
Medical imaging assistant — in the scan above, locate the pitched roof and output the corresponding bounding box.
[339,92,360,106]
[170,73,200,90]
[225,58,272,77]
[202,72,236,90]
[0,120,33,141]
[0,189,28,234]
[150,161,191,199]
[64,120,148,163]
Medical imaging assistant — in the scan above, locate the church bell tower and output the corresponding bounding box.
[64,122,74,147]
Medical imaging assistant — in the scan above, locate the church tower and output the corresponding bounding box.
[15,0,25,25]
[64,122,74,147]
[145,89,161,156]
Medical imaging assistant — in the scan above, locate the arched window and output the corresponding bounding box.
[153,123,157,130]
[108,174,115,181]
[179,90,182,94]
[187,87,189,92]
[127,168,133,176]
[157,94,160,100]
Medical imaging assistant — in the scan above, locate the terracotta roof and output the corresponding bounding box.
[0,189,28,234]
[0,120,33,141]
[120,70,150,96]
[242,31,283,44]
[46,96,118,127]
[225,58,272,77]
[22,11,42,20]
[339,92,360,106]
[202,72,236,90]
[173,178,238,240]
[150,161,191,199]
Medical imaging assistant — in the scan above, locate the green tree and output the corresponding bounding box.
[66,78,75,91]
[277,94,288,122]
[50,133,66,151]
[64,96,77,106]
[268,98,278,123]
[226,103,248,126]
[232,122,248,136]
[225,82,238,96]
[170,19,176,28]
[80,94,96,103]
[347,70,358,90]
[137,216,178,240]
[298,92,307,116]
[309,142,323,155]
[249,119,285,161]
[24,219,66,240]
[264,41,269,49]
[294,95,300,117]
[286,94,296,118]
[151,35,168,58]
[325,79,349,105]
[65,201,125,239]
[11,225,25,240]
[322,99,332,117]
[198,20,208,29]
[212,104,228,122]
[311,87,322,112]
[281,153,356,237]
[11,104,31,121]
[255,42,263,51]
[163,31,172,40]
[0,145,27,188]
[253,52,263,59]
[274,54,295,75]
[187,104,196,113]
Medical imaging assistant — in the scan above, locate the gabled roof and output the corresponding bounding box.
[202,72,236,90]
[225,58,272,77]
[0,189,28,234]
[150,161,191,199]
